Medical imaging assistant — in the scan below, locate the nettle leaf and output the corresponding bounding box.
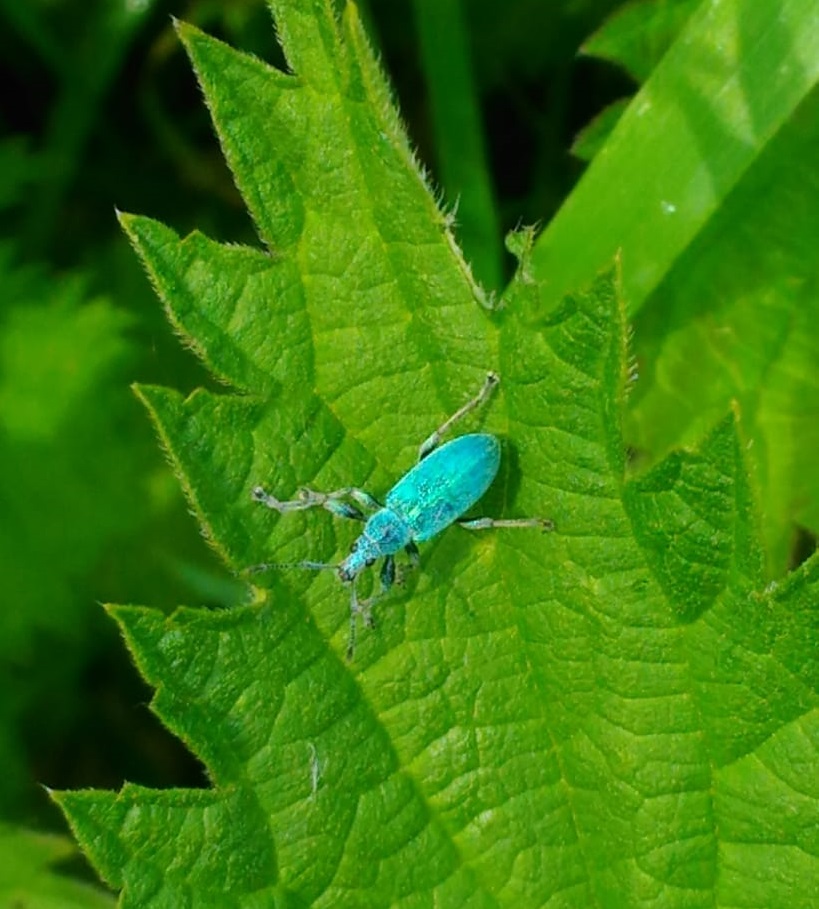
[57,2,818,907]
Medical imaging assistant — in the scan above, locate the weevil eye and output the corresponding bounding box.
[365,557,376,568]
[350,540,358,553]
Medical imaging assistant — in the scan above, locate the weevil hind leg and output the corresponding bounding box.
[458,516,555,532]
[252,485,380,521]
[418,371,499,460]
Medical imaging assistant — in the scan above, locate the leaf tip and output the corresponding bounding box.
[131,382,174,427]
[103,602,127,622]
[174,17,209,59]
[131,382,171,405]
[130,381,149,407]
[171,15,190,39]
[116,209,138,239]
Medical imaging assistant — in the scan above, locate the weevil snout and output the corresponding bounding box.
[338,553,376,584]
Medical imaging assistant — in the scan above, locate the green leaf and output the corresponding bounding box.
[573,0,699,161]
[570,97,631,163]
[627,89,819,575]
[560,0,819,577]
[14,0,159,254]
[57,3,818,907]
[528,0,819,316]
[0,246,144,812]
[0,239,230,815]
[413,0,503,290]
[583,0,701,83]
[0,247,137,654]
[0,822,114,908]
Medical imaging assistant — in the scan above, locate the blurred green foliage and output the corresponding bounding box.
[0,0,272,837]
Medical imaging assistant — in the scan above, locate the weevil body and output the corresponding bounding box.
[338,433,500,581]
[251,373,551,656]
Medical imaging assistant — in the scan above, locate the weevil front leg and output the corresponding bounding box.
[418,371,499,460]
[251,485,381,521]
[405,540,420,569]
[345,554,398,659]
[380,554,396,592]
[359,555,397,626]
[347,581,377,660]
[393,541,421,587]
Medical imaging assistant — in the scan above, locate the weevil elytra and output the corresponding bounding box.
[251,373,552,656]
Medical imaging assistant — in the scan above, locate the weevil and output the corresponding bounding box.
[251,372,552,656]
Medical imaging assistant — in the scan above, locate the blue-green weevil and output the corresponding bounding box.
[251,373,552,656]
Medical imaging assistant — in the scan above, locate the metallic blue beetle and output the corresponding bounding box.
[252,373,551,656]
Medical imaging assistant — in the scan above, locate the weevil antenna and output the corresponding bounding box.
[245,560,337,575]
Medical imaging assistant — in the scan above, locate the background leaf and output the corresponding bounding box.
[574,0,819,575]
[627,92,819,576]
[412,0,502,290]
[583,0,701,83]
[0,17,237,847]
[0,821,114,908]
[528,0,819,316]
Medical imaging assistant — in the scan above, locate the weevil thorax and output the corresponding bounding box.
[337,507,411,583]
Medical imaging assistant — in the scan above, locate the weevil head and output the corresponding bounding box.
[337,536,378,584]
[337,508,411,584]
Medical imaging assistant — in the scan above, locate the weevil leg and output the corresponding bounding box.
[346,581,377,660]
[405,540,420,568]
[458,516,555,532]
[358,558,395,623]
[346,558,398,659]
[251,485,379,521]
[418,371,500,460]
[394,541,421,587]
[380,555,396,592]
[348,489,383,511]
